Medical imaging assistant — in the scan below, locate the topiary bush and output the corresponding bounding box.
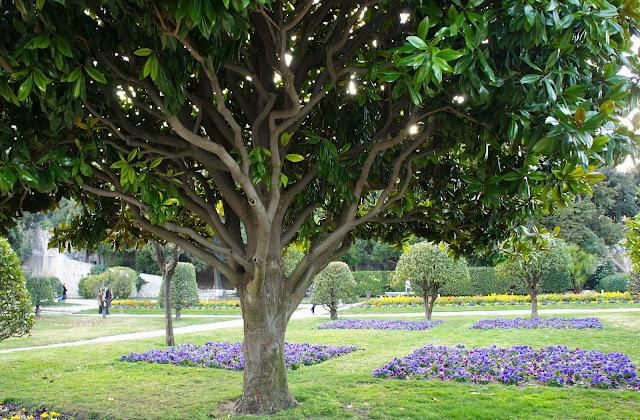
[598,273,629,292]
[158,262,199,318]
[352,271,392,298]
[47,276,63,297]
[0,236,33,340]
[25,275,55,315]
[311,262,357,320]
[440,269,475,296]
[78,266,136,299]
[106,266,137,298]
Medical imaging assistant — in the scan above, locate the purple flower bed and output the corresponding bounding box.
[471,317,603,329]
[374,344,640,390]
[318,319,444,330]
[0,402,70,419]
[120,341,357,370]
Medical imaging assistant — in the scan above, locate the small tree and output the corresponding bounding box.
[393,242,469,320]
[0,237,33,340]
[624,214,640,295]
[568,245,597,293]
[499,228,571,319]
[25,275,55,318]
[78,266,136,299]
[159,262,198,319]
[310,262,357,320]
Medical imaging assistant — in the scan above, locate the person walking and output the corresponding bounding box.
[104,286,113,316]
[62,284,68,302]
[97,287,105,316]
[311,304,316,314]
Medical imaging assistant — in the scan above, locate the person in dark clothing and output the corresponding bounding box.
[62,284,68,301]
[105,287,113,315]
[311,304,316,314]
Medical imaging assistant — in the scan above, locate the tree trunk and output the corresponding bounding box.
[175,307,181,319]
[234,263,296,415]
[529,281,539,319]
[35,304,40,319]
[163,272,175,347]
[330,303,338,320]
[423,292,432,320]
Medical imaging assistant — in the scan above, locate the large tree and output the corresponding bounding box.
[1,0,639,414]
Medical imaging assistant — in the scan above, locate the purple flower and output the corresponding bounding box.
[318,319,444,330]
[471,317,603,330]
[373,344,640,391]
[121,342,358,371]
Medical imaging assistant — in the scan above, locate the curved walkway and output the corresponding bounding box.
[2,307,639,355]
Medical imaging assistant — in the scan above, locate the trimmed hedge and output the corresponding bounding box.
[439,267,527,296]
[352,271,392,298]
[598,273,629,292]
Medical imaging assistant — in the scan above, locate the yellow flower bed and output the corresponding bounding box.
[111,299,240,309]
[363,292,635,307]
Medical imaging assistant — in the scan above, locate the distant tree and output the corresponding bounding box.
[77,266,136,299]
[625,213,640,290]
[568,245,597,293]
[25,275,55,318]
[310,262,357,320]
[159,262,199,319]
[342,239,401,271]
[0,237,33,339]
[393,242,469,320]
[499,228,571,319]
[283,246,304,277]
[135,243,162,276]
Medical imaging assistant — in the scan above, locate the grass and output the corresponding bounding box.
[77,307,242,316]
[0,315,235,350]
[341,301,640,314]
[0,312,639,419]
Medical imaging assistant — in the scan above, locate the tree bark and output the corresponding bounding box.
[162,272,175,347]
[529,281,539,319]
[175,307,181,319]
[423,292,432,320]
[234,262,297,415]
[329,303,338,320]
[35,305,40,319]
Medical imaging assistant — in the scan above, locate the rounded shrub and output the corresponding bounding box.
[158,262,199,315]
[25,275,55,314]
[598,273,629,292]
[78,266,136,299]
[0,236,33,339]
[311,261,357,319]
[89,264,108,275]
[46,276,63,296]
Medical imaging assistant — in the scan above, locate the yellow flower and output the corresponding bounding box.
[50,412,59,418]
[40,413,49,419]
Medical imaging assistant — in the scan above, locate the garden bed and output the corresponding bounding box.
[362,292,638,308]
[0,402,69,419]
[111,299,240,310]
[374,344,640,390]
[121,341,357,370]
[471,317,603,329]
[318,319,443,330]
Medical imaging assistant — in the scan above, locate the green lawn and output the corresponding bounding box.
[77,307,242,316]
[1,312,639,419]
[0,315,235,350]
[341,301,640,314]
